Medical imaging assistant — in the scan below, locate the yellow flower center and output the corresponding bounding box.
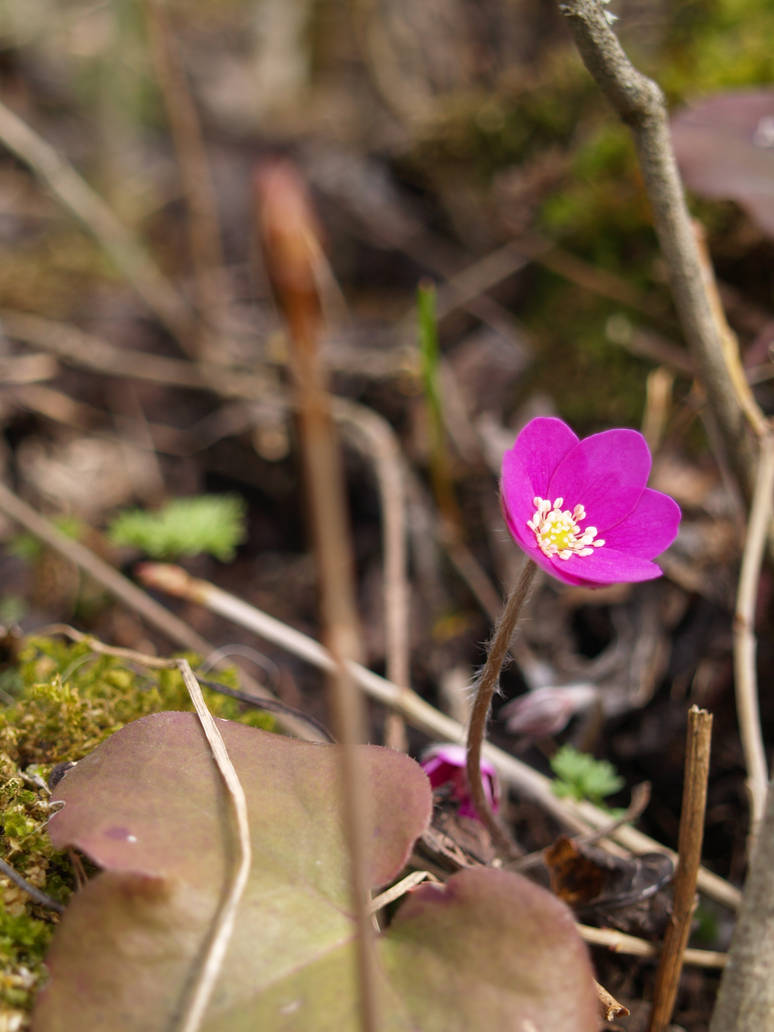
[527,496,605,561]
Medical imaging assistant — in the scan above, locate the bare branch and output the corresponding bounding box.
[557,0,763,501]
[710,778,774,1032]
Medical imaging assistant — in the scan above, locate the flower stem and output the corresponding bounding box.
[466,558,538,856]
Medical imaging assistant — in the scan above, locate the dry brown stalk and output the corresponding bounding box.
[255,159,380,1031]
[648,706,713,1032]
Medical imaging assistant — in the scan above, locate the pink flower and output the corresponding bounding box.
[420,744,500,820]
[501,417,681,587]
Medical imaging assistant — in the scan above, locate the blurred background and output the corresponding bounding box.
[1,2,774,1024]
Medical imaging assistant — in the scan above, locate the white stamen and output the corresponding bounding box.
[527,496,604,560]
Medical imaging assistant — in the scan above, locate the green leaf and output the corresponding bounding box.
[107,494,246,561]
[550,744,624,807]
[34,714,598,1031]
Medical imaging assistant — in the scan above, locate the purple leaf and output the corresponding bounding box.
[671,89,774,237]
[33,712,598,1031]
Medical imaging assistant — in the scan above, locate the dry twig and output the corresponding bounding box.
[648,706,713,1032]
[709,778,774,1032]
[595,980,630,1022]
[733,432,774,831]
[579,924,726,970]
[174,659,251,1032]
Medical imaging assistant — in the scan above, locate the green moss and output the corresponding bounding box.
[659,0,774,97]
[107,495,247,562]
[0,636,275,1020]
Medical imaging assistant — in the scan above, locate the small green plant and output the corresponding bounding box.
[107,494,246,561]
[549,744,624,808]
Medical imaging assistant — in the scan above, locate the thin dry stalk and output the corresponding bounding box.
[579,924,726,970]
[557,0,763,504]
[337,400,411,752]
[733,432,774,831]
[369,871,434,914]
[709,778,774,1032]
[256,160,380,1031]
[465,558,538,857]
[692,224,768,440]
[0,100,192,348]
[138,561,742,912]
[174,660,251,1032]
[595,980,630,1022]
[648,706,713,1032]
[143,0,228,355]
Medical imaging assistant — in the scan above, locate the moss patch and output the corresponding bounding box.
[0,637,274,1023]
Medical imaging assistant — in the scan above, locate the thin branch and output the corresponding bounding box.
[557,0,763,502]
[369,871,434,914]
[648,705,713,1032]
[465,559,538,857]
[174,660,251,1032]
[709,777,774,1032]
[579,924,726,970]
[733,432,774,831]
[137,562,742,911]
[0,99,193,348]
[255,160,380,1032]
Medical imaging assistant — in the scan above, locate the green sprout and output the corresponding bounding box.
[107,494,247,562]
[550,744,624,809]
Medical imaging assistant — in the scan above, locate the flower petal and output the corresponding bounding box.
[501,418,579,549]
[602,488,681,559]
[551,546,664,586]
[547,429,651,530]
[501,418,578,512]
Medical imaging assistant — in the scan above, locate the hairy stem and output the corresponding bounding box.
[466,559,538,856]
